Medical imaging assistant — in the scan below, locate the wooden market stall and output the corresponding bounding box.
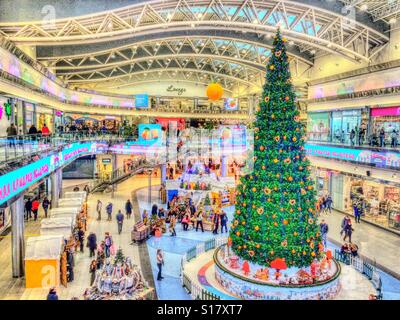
[25,235,64,289]
[40,217,74,239]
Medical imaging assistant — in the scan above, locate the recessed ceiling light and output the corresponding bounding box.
[252,19,258,24]
[197,13,203,19]
[389,17,397,24]
[360,4,368,11]
[289,40,294,46]
[310,49,316,54]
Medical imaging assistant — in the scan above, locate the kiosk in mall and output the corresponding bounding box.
[25,235,64,289]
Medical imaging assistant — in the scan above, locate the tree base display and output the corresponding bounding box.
[213,245,341,300]
[83,249,154,300]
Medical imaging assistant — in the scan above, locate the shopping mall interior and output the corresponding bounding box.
[0,0,399,302]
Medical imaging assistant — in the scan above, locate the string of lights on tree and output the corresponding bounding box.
[229,29,322,268]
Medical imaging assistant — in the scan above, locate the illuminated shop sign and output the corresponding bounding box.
[134,94,149,109]
[371,106,400,117]
[305,143,400,169]
[138,124,162,146]
[0,143,93,205]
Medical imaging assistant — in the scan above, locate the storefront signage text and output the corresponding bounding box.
[305,143,400,169]
[0,143,93,205]
[166,85,186,96]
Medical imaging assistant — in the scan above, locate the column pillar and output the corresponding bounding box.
[21,101,27,134]
[50,171,59,208]
[221,155,228,177]
[148,170,152,204]
[161,164,167,184]
[32,104,37,128]
[57,169,63,198]
[11,196,25,278]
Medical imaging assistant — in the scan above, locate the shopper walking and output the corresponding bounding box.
[391,129,398,148]
[343,220,354,243]
[125,199,133,219]
[212,211,220,235]
[25,198,32,221]
[106,202,113,221]
[325,195,333,214]
[87,232,97,258]
[89,260,97,286]
[78,227,85,253]
[156,249,164,281]
[352,198,362,223]
[96,200,102,220]
[319,219,329,250]
[350,129,355,146]
[6,123,17,148]
[104,232,113,258]
[42,197,50,218]
[196,210,204,232]
[220,211,228,233]
[169,215,177,236]
[379,128,385,147]
[340,216,350,237]
[116,210,124,235]
[32,198,40,221]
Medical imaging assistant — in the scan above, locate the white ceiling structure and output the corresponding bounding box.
[0,0,391,97]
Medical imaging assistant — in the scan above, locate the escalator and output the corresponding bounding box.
[91,160,162,193]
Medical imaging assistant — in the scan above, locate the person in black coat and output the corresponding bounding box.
[125,200,133,219]
[151,204,158,217]
[24,198,32,221]
[87,232,97,258]
[78,228,85,253]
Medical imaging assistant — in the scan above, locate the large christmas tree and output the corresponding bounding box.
[229,29,322,268]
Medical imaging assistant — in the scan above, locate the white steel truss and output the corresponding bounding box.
[0,0,388,63]
[39,36,311,88]
[341,0,400,23]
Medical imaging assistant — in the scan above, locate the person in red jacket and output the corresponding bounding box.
[41,124,50,136]
[32,198,40,221]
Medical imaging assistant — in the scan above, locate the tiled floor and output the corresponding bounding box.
[0,174,399,300]
[318,210,400,278]
[0,174,159,300]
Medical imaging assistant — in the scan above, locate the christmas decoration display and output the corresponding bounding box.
[84,249,154,300]
[206,83,224,101]
[229,29,322,268]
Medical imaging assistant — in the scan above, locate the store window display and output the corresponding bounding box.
[307,112,330,142]
[345,178,400,231]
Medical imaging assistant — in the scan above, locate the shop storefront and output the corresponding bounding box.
[330,110,363,144]
[312,166,400,232]
[307,112,330,142]
[36,105,54,132]
[371,106,400,143]
[306,109,368,144]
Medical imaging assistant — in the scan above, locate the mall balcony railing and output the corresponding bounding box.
[0,131,126,164]
[307,133,400,151]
